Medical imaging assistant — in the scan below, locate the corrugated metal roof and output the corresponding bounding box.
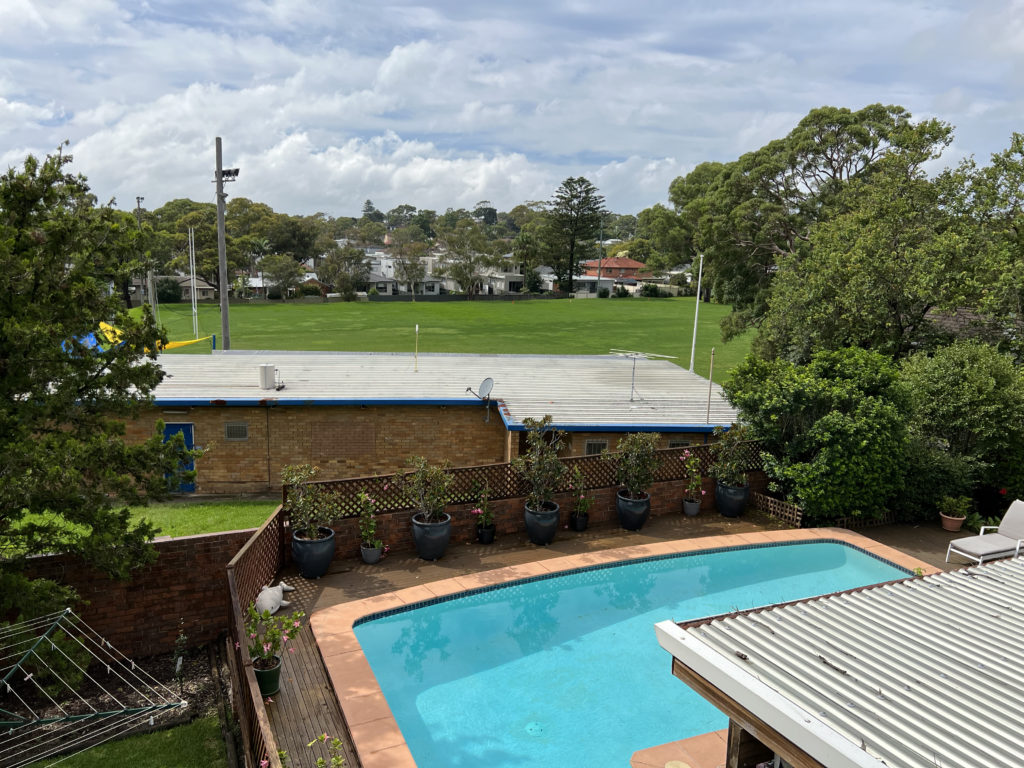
[153,350,737,430]
[657,559,1024,768]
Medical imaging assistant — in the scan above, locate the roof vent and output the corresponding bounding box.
[259,364,276,390]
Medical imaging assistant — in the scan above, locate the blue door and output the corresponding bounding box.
[163,423,196,493]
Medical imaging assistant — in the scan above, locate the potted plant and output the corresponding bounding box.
[568,464,592,532]
[283,464,337,579]
[938,494,971,532]
[607,432,661,530]
[400,456,455,560]
[679,448,706,516]
[470,483,496,544]
[709,424,751,518]
[245,602,305,697]
[512,415,567,545]
[357,490,386,563]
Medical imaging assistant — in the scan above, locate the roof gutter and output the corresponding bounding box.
[654,621,886,768]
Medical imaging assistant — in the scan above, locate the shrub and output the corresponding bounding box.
[597,287,610,298]
[724,348,910,522]
[512,415,567,510]
[301,283,321,296]
[156,277,182,303]
[606,432,661,498]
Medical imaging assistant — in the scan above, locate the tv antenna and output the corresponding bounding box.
[610,349,677,401]
[466,377,494,422]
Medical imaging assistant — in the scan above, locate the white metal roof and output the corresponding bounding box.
[655,558,1024,768]
[153,350,737,430]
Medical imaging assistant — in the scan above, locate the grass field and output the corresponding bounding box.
[154,297,753,382]
[27,716,228,768]
[131,500,278,537]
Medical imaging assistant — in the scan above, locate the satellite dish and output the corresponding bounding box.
[479,377,494,399]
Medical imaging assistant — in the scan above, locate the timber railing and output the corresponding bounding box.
[226,506,288,768]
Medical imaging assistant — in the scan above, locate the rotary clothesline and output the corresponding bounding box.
[0,609,186,767]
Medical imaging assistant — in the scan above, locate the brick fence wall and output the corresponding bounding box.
[24,529,255,658]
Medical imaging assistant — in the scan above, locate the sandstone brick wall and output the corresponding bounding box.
[23,530,254,658]
[127,404,509,493]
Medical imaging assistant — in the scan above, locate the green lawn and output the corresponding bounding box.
[131,500,278,537]
[27,715,227,768]
[154,297,753,382]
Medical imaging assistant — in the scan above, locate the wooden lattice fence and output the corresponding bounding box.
[290,440,765,518]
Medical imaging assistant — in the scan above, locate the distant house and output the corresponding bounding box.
[367,272,399,295]
[134,275,217,302]
[583,256,645,278]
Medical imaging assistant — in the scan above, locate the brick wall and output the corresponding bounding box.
[23,530,254,658]
[128,404,509,494]
[128,404,716,495]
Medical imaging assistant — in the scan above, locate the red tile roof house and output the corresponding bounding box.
[583,256,646,278]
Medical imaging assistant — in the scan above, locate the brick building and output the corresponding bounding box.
[132,351,738,493]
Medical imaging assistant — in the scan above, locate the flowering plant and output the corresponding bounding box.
[245,603,305,670]
[470,483,494,527]
[679,449,706,502]
[357,490,382,549]
[568,465,592,518]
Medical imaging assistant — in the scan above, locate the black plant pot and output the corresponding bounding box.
[570,513,589,532]
[411,512,452,560]
[476,524,496,544]
[292,526,336,579]
[524,501,560,545]
[715,481,750,518]
[616,490,651,531]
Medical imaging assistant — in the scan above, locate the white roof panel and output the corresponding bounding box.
[153,351,737,430]
[657,558,1024,768]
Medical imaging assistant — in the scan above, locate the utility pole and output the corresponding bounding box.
[689,254,705,372]
[214,138,238,350]
[597,217,604,291]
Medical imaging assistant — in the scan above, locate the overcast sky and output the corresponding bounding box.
[2,1,1021,218]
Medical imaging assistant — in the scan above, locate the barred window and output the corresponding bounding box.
[584,440,608,456]
[668,439,691,449]
[224,422,249,441]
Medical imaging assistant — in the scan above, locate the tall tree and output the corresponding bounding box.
[546,177,606,294]
[0,150,195,618]
[390,226,428,299]
[319,244,370,300]
[362,199,385,223]
[667,105,952,337]
[260,253,304,299]
[756,148,975,362]
[435,218,496,296]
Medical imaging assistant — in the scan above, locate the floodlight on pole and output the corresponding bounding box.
[214,137,238,351]
[689,253,704,372]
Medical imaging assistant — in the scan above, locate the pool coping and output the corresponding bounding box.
[310,527,940,768]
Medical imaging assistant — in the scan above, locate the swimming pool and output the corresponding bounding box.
[352,541,909,768]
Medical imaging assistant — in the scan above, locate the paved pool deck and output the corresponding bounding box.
[286,511,954,768]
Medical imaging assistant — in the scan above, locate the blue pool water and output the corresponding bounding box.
[353,542,907,768]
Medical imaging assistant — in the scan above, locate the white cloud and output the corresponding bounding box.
[2,0,1022,216]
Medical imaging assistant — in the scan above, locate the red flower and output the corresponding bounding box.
[1000,487,1008,496]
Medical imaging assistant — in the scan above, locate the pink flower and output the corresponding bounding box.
[289,648,295,654]
[383,483,389,491]
[282,634,289,642]
[249,632,256,639]
[261,760,269,767]
[701,489,707,496]
[470,508,482,516]
[293,620,301,628]
[263,642,271,654]
[264,697,273,705]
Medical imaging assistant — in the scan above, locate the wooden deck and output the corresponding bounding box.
[263,512,963,767]
[265,575,359,767]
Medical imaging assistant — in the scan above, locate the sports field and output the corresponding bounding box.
[155,297,752,382]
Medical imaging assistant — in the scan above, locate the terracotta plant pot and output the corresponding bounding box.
[940,512,966,532]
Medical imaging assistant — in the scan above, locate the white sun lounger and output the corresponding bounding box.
[946,498,1024,565]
